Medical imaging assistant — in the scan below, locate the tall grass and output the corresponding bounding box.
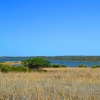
[0,68,100,100]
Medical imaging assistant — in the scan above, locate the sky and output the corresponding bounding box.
[0,0,100,56]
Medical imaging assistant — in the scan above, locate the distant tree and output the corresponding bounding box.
[21,58,51,70]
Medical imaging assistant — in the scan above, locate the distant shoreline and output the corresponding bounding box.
[0,56,100,62]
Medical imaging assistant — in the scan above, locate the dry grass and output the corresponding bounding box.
[0,61,21,66]
[0,68,100,100]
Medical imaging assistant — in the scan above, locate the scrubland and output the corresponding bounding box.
[0,68,100,100]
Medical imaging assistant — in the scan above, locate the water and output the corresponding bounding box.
[0,57,100,67]
[50,60,100,67]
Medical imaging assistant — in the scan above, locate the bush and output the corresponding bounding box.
[8,66,27,72]
[0,63,27,72]
[91,65,100,68]
[60,65,67,68]
[0,64,3,68]
[1,67,8,73]
[78,65,88,68]
[52,64,60,68]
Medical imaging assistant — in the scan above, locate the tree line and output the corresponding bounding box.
[1,56,100,62]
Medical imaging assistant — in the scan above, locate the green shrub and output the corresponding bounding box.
[52,64,60,68]
[0,64,27,72]
[0,64,8,71]
[91,65,100,68]
[60,65,67,68]
[78,65,88,68]
[0,64,3,68]
[8,66,27,72]
[1,67,8,73]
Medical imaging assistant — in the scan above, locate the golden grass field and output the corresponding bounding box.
[0,68,100,100]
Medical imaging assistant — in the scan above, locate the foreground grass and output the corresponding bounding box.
[0,68,100,100]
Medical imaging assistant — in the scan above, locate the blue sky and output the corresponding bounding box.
[0,0,100,56]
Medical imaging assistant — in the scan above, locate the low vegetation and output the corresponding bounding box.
[91,65,100,68]
[78,65,88,68]
[60,64,67,68]
[0,64,27,73]
[52,64,60,68]
[0,68,100,100]
[52,64,67,68]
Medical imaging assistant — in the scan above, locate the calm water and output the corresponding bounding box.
[0,57,100,67]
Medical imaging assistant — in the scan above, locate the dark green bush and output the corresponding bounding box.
[60,65,67,68]
[91,65,100,68]
[1,67,8,73]
[78,65,88,68]
[0,64,3,68]
[52,64,60,68]
[8,66,27,72]
[0,64,27,72]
